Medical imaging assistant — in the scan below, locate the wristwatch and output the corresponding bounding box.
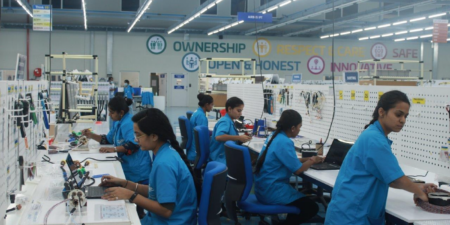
[114,147,117,152]
[129,192,138,203]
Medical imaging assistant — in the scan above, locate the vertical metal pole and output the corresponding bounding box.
[432,42,439,80]
[95,57,99,121]
[420,42,424,81]
[241,61,244,76]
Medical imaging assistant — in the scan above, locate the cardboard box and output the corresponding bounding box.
[210,94,227,107]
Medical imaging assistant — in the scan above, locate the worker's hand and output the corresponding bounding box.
[238,135,252,143]
[420,183,438,194]
[102,187,133,201]
[99,175,126,187]
[81,129,92,138]
[414,191,429,205]
[99,147,115,153]
[311,156,324,164]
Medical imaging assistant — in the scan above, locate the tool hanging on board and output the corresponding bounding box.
[26,93,38,124]
[300,91,311,115]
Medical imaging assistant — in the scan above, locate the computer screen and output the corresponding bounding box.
[324,139,354,165]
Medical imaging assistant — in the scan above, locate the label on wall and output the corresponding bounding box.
[182,53,200,72]
[344,72,359,83]
[351,90,355,100]
[238,12,272,23]
[307,56,325,75]
[174,85,185,90]
[371,43,387,60]
[412,98,426,104]
[364,91,369,101]
[253,38,271,57]
[147,35,166,54]
[292,74,302,83]
[339,91,343,100]
[433,19,448,43]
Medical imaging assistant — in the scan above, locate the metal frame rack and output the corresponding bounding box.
[357,59,424,85]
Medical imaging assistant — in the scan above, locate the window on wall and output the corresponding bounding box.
[3,0,20,7]
[122,0,140,12]
[42,0,62,8]
[260,0,276,17]
[231,0,247,16]
[201,0,217,15]
[62,1,81,9]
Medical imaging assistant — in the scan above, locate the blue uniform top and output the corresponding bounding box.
[254,131,304,205]
[209,113,238,164]
[106,112,151,183]
[142,143,197,225]
[325,121,404,225]
[188,107,208,161]
[124,85,134,99]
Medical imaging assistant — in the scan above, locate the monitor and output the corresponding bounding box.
[324,139,354,165]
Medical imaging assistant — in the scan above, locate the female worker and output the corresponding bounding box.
[188,93,214,162]
[325,90,437,225]
[209,97,251,164]
[123,79,134,114]
[254,109,322,224]
[82,96,151,184]
[99,108,199,225]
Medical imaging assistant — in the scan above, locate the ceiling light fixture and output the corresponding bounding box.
[378,24,391,28]
[429,13,446,18]
[395,31,408,35]
[279,0,292,7]
[364,27,376,31]
[352,29,363,33]
[359,37,369,41]
[15,0,33,18]
[267,5,279,12]
[370,35,380,39]
[128,0,152,33]
[410,28,423,32]
[340,31,351,35]
[82,0,87,30]
[393,21,407,26]
[320,35,330,39]
[381,33,393,37]
[425,26,433,30]
[407,36,418,40]
[420,34,432,38]
[395,38,405,42]
[410,17,426,22]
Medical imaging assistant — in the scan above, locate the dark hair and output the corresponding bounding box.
[365,90,410,129]
[225,97,244,111]
[124,79,130,84]
[197,93,213,107]
[254,109,302,174]
[108,77,113,81]
[108,96,133,114]
[132,108,200,202]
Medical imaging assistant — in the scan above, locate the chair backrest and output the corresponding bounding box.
[186,110,194,120]
[198,161,228,225]
[224,141,253,202]
[194,125,210,170]
[178,116,192,150]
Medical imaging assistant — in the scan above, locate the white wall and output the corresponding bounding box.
[0,28,446,107]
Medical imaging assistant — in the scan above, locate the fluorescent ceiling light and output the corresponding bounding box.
[208,32,213,36]
[395,38,405,42]
[231,22,239,26]
[215,0,223,3]
[82,0,87,30]
[410,28,423,33]
[410,17,426,22]
[219,28,224,31]
[395,31,408,35]
[238,20,244,24]
[128,0,152,32]
[370,35,380,39]
[15,0,33,18]
[262,11,267,14]
[207,3,215,9]
[340,31,351,35]
[364,27,376,31]
[225,25,231,29]
[407,36,418,40]
[267,5,278,12]
[429,13,446,18]
[382,33,393,37]
[352,29,363,33]
[425,26,433,30]
[378,24,391,28]
[279,0,292,7]
[393,21,407,26]
[320,35,329,39]
[359,37,369,40]
[420,34,432,38]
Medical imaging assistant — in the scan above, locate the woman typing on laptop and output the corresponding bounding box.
[325,91,437,225]
[254,110,323,224]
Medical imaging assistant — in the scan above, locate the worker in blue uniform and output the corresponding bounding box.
[188,93,214,162]
[99,108,199,224]
[254,109,323,224]
[325,90,437,225]
[123,79,134,114]
[209,97,251,164]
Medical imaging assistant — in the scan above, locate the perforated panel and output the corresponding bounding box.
[228,83,450,176]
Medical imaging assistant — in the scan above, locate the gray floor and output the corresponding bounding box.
[135,106,326,224]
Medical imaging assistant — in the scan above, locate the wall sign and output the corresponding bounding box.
[33,5,52,31]
[253,38,271,57]
[344,72,359,83]
[238,12,272,23]
[182,52,200,72]
[147,35,166,54]
[292,74,302,83]
[307,56,325,75]
[371,42,387,60]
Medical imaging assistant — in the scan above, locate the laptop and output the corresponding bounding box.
[310,139,354,170]
[66,154,108,199]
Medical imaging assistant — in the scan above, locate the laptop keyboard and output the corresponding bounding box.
[314,163,340,169]
[86,186,107,197]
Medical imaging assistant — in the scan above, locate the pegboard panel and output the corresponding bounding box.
[333,85,450,176]
[227,84,265,121]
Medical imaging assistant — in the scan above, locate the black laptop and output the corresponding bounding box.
[310,139,354,170]
[66,154,107,199]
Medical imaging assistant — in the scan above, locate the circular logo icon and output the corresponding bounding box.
[252,38,271,57]
[182,53,200,72]
[307,56,325,75]
[371,42,387,60]
[147,35,166,54]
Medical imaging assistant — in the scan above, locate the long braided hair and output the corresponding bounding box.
[254,109,302,174]
[365,90,410,129]
[132,108,201,202]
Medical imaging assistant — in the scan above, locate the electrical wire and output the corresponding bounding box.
[252,0,266,120]
[44,199,69,225]
[79,157,120,163]
[408,171,429,178]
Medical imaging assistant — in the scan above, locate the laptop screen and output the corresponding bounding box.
[324,139,354,165]
[66,154,81,188]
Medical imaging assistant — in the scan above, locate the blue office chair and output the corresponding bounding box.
[198,161,228,225]
[186,110,194,120]
[224,141,300,225]
[193,125,211,181]
[178,116,193,153]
